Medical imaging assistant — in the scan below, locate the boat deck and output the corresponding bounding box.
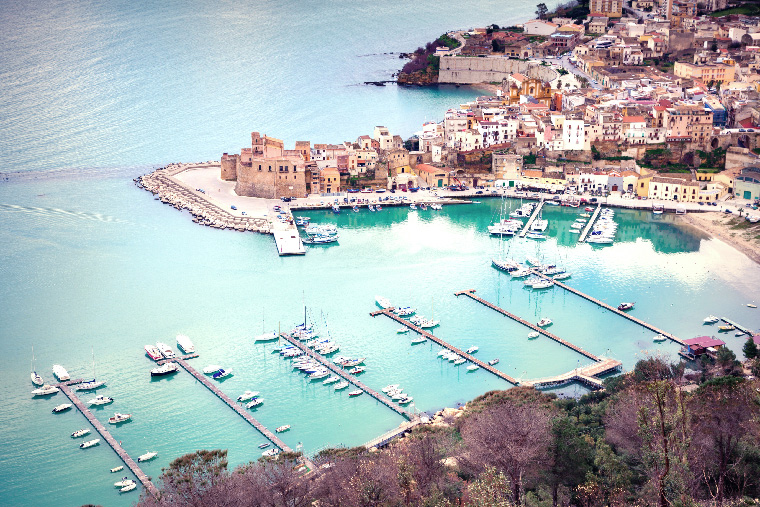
[518,199,545,237]
[370,308,519,385]
[578,204,602,242]
[57,381,159,497]
[278,333,413,420]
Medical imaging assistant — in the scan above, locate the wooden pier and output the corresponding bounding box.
[278,333,413,420]
[530,273,685,345]
[454,289,599,361]
[369,309,520,385]
[521,358,622,389]
[172,358,293,452]
[578,204,602,243]
[518,199,545,237]
[57,383,159,496]
[364,419,423,450]
[721,317,756,336]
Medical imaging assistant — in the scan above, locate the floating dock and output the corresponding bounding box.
[518,199,545,237]
[278,333,413,420]
[272,221,306,256]
[455,289,599,361]
[57,382,159,497]
[531,272,684,345]
[170,358,293,452]
[720,317,756,336]
[578,205,602,243]
[370,308,519,385]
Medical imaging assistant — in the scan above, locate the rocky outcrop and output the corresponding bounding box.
[397,70,439,86]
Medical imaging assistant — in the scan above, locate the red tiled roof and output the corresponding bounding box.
[684,336,726,348]
[623,116,646,123]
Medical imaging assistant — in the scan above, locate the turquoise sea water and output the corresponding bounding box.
[1,1,760,506]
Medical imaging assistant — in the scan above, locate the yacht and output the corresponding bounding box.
[466,346,479,354]
[202,365,222,374]
[617,302,635,311]
[30,347,43,386]
[492,258,521,273]
[467,365,480,372]
[155,342,175,359]
[531,280,554,289]
[150,363,179,377]
[488,359,500,366]
[212,368,233,379]
[109,413,132,424]
[397,328,410,334]
[338,357,365,367]
[398,396,413,405]
[88,395,114,406]
[453,358,466,365]
[137,451,158,462]
[110,466,124,473]
[510,268,532,278]
[323,376,340,385]
[382,384,400,393]
[718,324,735,332]
[176,334,195,354]
[114,478,133,488]
[32,385,59,396]
[375,296,392,309]
[52,403,72,413]
[393,306,416,316]
[276,425,291,433]
[488,223,519,235]
[528,331,539,339]
[254,331,279,342]
[237,391,260,402]
[76,380,105,391]
[334,381,350,390]
[308,370,330,380]
[317,344,340,355]
[144,345,163,361]
[348,366,365,375]
[537,318,553,327]
[304,234,339,244]
[653,334,667,342]
[348,390,363,397]
[703,315,719,324]
[79,439,100,449]
[52,364,70,382]
[530,218,548,232]
[305,224,338,236]
[247,399,264,408]
[411,337,426,344]
[71,428,90,438]
[553,272,571,281]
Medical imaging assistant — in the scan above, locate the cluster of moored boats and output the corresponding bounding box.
[491,256,570,289]
[144,335,196,377]
[376,296,440,329]
[381,384,414,405]
[586,208,617,244]
[302,223,339,244]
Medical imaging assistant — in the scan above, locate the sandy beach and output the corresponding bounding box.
[681,211,760,265]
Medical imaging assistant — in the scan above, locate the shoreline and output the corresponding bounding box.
[679,212,760,266]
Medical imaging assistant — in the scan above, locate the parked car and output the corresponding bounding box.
[280,197,291,202]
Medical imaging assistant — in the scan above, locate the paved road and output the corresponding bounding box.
[544,54,602,90]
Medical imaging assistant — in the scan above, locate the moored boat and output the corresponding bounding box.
[334,381,349,390]
[653,334,667,342]
[467,365,480,372]
[397,328,410,334]
[718,324,735,332]
[254,331,279,342]
[32,385,59,396]
[79,439,100,449]
[202,365,222,374]
[323,376,340,385]
[110,466,124,473]
[276,425,290,433]
[144,345,163,361]
[76,380,106,391]
[703,315,719,324]
[375,296,392,309]
[52,403,72,413]
[617,302,635,311]
[411,337,426,344]
[466,346,478,354]
[528,331,539,339]
[71,428,90,438]
[120,482,137,493]
[176,334,195,354]
[52,364,70,382]
[247,398,264,408]
[537,318,553,327]
[262,448,280,457]
[137,451,158,462]
[88,395,114,406]
[348,366,365,375]
[531,280,554,290]
[348,390,363,396]
[212,368,233,379]
[150,363,178,377]
[488,358,500,366]
[258,443,270,449]
[237,391,260,402]
[156,342,175,359]
[31,347,43,386]
[109,413,132,424]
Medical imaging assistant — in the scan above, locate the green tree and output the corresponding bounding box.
[743,337,759,360]
[158,449,228,503]
[546,417,594,507]
[536,2,549,19]
[467,466,515,507]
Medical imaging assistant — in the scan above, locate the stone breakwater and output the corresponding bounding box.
[136,162,271,234]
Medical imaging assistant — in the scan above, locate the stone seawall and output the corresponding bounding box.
[438,56,558,84]
[136,163,271,233]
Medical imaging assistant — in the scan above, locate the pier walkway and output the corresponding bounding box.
[364,419,423,450]
[455,289,599,361]
[521,358,622,389]
[172,358,293,452]
[272,222,306,256]
[278,333,413,420]
[57,382,159,496]
[518,199,545,237]
[721,317,756,336]
[578,205,602,243]
[370,309,519,385]
[530,272,684,345]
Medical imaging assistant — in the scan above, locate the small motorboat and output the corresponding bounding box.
[397,328,410,334]
[110,466,124,473]
[276,425,290,433]
[247,399,264,408]
[334,381,349,390]
[155,342,175,359]
[32,385,59,396]
[237,391,260,402]
[748,304,757,308]
[76,380,106,391]
[323,376,340,385]
[151,363,179,377]
[553,272,571,280]
[137,452,158,462]
[80,439,100,449]
[144,345,163,361]
[176,334,195,354]
[348,390,363,397]
[536,318,553,328]
[382,384,400,393]
[531,280,554,289]
[467,365,480,372]
[398,396,413,404]
[258,443,271,449]
[653,334,667,342]
[120,482,137,493]
[262,448,280,458]
[212,368,233,379]
[114,478,134,488]
[71,428,90,438]
[703,315,719,324]
[411,337,426,344]
[718,325,735,332]
[393,307,416,316]
[453,358,466,365]
[52,403,72,413]
[466,346,478,354]
[108,413,132,424]
[617,302,635,311]
[254,331,279,342]
[88,395,114,406]
[52,364,70,382]
[488,359,499,366]
[348,366,365,375]
[528,331,539,339]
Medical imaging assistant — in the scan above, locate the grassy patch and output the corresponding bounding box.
[710,3,760,16]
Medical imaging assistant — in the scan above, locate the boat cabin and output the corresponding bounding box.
[679,335,726,360]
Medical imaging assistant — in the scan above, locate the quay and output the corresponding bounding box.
[578,204,602,243]
[531,272,685,345]
[272,220,305,256]
[363,419,423,450]
[169,358,294,453]
[721,317,756,336]
[278,333,413,420]
[455,289,599,361]
[518,199,545,237]
[369,308,520,385]
[57,381,159,497]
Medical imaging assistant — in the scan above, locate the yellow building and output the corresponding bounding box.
[590,0,622,17]
[673,62,736,84]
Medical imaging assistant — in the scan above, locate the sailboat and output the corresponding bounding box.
[76,347,105,391]
[31,346,43,386]
[255,310,278,342]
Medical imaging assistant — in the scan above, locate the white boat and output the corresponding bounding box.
[537,318,553,327]
[382,384,400,393]
[109,413,132,424]
[212,368,233,379]
[80,439,100,449]
[397,328,410,334]
[156,342,175,359]
[176,334,195,354]
[137,452,158,462]
[151,363,179,377]
[510,268,532,278]
[703,315,719,324]
[52,403,72,413]
[110,466,124,473]
[453,358,466,365]
[323,376,340,385]
[88,395,114,406]
[653,334,667,342]
[276,425,291,433]
[375,296,392,309]
[144,345,163,361]
[488,359,499,366]
[652,204,664,214]
[254,331,279,342]
[334,381,349,390]
[466,346,478,354]
[528,331,539,339]
[530,218,548,232]
[114,478,134,488]
[203,365,222,374]
[31,347,43,386]
[262,448,280,458]
[467,365,480,372]
[237,391,260,402]
[526,257,541,267]
[398,396,413,405]
[531,280,554,289]
[526,231,546,240]
[570,222,583,230]
[308,370,330,380]
[120,482,137,493]
[52,364,70,382]
[71,428,90,438]
[304,234,339,244]
[553,272,571,280]
[393,306,416,316]
[32,385,59,396]
[76,380,105,391]
[348,390,363,396]
[409,204,417,210]
[247,399,264,408]
[411,337,426,344]
[430,204,442,210]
